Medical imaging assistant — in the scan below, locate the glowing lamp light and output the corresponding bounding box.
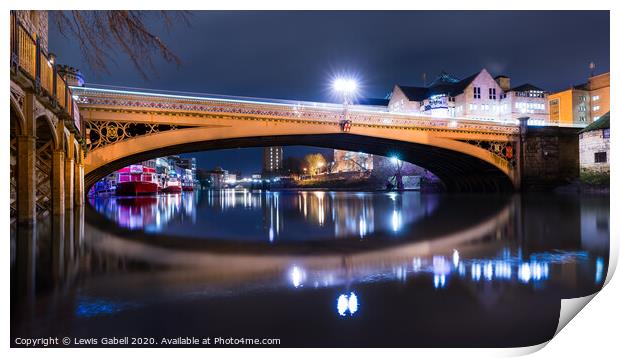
[332,78,358,94]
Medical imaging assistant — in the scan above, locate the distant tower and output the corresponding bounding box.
[263,146,283,175]
[57,65,85,87]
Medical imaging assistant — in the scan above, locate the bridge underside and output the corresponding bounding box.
[84,133,515,193]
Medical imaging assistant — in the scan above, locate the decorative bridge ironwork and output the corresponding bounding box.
[73,86,521,147]
[71,85,542,191]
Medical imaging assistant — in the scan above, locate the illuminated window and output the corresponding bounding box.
[593,105,600,111]
[592,95,600,101]
[603,129,610,138]
[593,116,600,121]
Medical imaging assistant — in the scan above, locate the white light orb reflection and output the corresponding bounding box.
[336,292,359,317]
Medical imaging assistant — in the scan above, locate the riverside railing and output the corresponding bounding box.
[10,12,81,134]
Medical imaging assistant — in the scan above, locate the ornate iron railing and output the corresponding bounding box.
[10,11,81,134]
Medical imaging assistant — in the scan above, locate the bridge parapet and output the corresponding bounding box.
[72,86,521,137]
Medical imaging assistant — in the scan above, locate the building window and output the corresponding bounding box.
[473,87,481,99]
[603,129,610,138]
[578,105,586,112]
[593,105,600,111]
[489,88,496,99]
[579,116,586,122]
[592,95,600,101]
[593,116,600,121]
[594,152,607,163]
[579,95,587,102]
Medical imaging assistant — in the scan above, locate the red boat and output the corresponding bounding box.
[163,173,183,194]
[116,165,158,196]
[182,178,194,191]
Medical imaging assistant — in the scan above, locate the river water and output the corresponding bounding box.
[10,190,609,347]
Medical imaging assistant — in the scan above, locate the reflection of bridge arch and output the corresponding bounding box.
[84,197,515,285]
[75,87,521,192]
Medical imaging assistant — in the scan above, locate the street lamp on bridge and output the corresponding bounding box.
[332,77,358,105]
[332,77,358,132]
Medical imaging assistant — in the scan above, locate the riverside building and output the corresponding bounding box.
[387,69,549,124]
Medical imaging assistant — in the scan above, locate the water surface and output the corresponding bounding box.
[11,190,609,347]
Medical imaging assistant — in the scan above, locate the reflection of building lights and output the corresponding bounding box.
[453,249,460,267]
[484,261,493,281]
[458,263,466,276]
[391,209,402,232]
[495,261,512,279]
[337,294,349,316]
[471,263,482,281]
[518,263,531,283]
[337,292,359,317]
[359,217,367,238]
[412,257,422,272]
[348,292,358,315]
[433,256,451,275]
[595,257,604,284]
[433,274,446,289]
[290,266,304,288]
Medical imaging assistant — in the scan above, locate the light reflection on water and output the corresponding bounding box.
[89,189,440,241]
[11,191,610,347]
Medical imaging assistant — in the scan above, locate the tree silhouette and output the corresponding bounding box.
[52,10,191,79]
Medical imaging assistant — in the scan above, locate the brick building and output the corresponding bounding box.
[579,112,610,173]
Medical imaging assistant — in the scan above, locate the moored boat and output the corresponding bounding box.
[116,165,159,196]
[163,173,183,193]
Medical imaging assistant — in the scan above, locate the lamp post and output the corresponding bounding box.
[390,156,404,191]
[332,78,358,125]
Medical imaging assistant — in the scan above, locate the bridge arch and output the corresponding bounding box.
[83,129,517,192]
[10,96,26,136]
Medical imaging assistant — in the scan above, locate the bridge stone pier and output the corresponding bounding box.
[519,123,581,190]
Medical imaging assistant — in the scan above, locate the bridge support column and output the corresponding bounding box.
[51,150,65,215]
[74,149,84,207]
[64,157,74,211]
[64,133,75,211]
[16,135,37,225]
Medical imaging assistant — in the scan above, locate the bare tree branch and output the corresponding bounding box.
[52,10,191,79]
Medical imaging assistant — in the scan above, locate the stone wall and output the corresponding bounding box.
[16,11,49,53]
[579,130,610,172]
[522,126,580,189]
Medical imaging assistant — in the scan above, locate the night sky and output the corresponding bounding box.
[49,11,609,175]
